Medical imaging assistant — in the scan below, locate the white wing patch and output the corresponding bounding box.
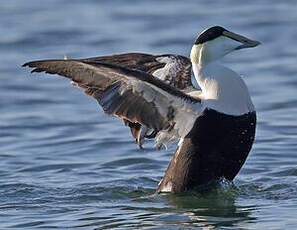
[155,102,201,148]
[153,56,184,83]
[140,55,201,148]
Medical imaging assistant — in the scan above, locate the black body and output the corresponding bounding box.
[157,109,256,193]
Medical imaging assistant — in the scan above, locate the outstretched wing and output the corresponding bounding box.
[81,53,193,90]
[23,59,202,147]
[81,53,195,147]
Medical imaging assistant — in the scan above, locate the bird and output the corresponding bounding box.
[23,26,260,193]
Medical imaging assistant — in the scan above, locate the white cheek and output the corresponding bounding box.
[191,36,243,65]
[221,37,242,52]
[202,39,225,61]
[208,37,242,57]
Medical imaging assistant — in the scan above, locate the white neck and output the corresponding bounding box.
[192,61,255,116]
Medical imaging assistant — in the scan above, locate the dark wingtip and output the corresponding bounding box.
[22,62,37,75]
[22,62,29,67]
[22,61,45,75]
[31,68,43,73]
[22,61,44,74]
[22,61,37,68]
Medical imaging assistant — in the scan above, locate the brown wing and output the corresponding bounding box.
[80,53,193,89]
[81,53,194,147]
[23,59,201,146]
[82,53,164,75]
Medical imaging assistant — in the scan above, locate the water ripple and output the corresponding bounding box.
[1,0,297,229]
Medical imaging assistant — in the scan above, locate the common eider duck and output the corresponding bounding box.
[23,26,260,193]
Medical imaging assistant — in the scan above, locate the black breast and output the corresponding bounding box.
[157,109,256,193]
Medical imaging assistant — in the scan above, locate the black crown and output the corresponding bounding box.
[194,26,228,45]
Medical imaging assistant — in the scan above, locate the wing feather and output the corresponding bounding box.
[23,59,201,146]
[81,53,195,147]
[81,53,193,90]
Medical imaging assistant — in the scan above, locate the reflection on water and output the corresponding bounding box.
[163,182,256,229]
[69,181,259,229]
[1,0,297,229]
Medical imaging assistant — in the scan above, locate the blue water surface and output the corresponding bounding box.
[0,0,297,229]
